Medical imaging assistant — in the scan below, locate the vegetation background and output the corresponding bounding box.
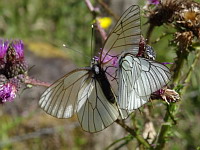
[0,0,199,149]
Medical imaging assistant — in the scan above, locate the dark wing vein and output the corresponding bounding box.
[101,5,141,63]
[77,77,119,132]
[118,54,171,110]
[39,69,90,118]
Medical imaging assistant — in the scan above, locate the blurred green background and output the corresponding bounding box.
[0,0,200,149]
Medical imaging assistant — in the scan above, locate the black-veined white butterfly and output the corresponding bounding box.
[39,5,141,132]
[118,36,171,111]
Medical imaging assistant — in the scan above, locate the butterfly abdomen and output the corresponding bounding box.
[92,64,115,104]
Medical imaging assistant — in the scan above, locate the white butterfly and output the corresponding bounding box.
[118,40,171,110]
[39,5,141,132]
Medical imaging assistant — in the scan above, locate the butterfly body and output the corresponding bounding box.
[91,62,115,104]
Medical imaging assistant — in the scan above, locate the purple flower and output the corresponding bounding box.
[148,0,160,5]
[102,53,118,67]
[0,39,26,104]
[0,82,17,104]
[95,51,118,67]
[3,40,27,78]
[0,39,9,62]
[11,40,24,59]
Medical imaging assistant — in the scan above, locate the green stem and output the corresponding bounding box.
[154,45,188,149]
[146,24,155,44]
[153,104,178,150]
[182,49,200,93]
[154,47,199,149]
[105,135,132,150]
[116,119,151,149]
[172,50,189,84]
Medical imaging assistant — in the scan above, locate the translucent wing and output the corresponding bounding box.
[39,68,119,132]
[39,69,90,118]
[97,70,132,120]
[101,5,141,63]
[77,78,119,132]
[118,107,134,119]
[118,54,171,110]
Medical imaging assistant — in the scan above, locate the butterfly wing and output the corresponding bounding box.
[118,54,171,110]
[39,67,119,132]
[101,5,141,63]
[39,68,90,118]
[77,76,119,132]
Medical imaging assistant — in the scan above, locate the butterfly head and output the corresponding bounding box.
[91,57,99,65]
[91,57,100,74]
[144,45,156,60]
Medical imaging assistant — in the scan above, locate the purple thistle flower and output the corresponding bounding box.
[4,39,27,78]
[95,51,118,67]
[148,0,160,5]
[0,39,9,62]
[11,40,24,59]
[102,53,118,67]
[0,39,26,104]
[0,82,17,104]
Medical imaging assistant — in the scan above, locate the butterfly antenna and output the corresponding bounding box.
[91,24,94,59]
[63,44,90,59]
[28,65,36,72]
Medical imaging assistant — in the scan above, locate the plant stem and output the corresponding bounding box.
[25,76,51,87]
[116,119,151,148]
[105,135,132,150]
[96,19,107,41]
[96,0,119,20]
[182,49,200,93]
[153,104,178,150]
[154,46,189,149]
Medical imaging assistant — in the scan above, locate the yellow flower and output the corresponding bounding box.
[98,17,112,29]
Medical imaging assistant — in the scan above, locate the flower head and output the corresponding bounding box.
[151,87,180,104]
[0,39,26,104]
[6,40,24,63]
[0,40,9,58]
[174,31,194,51]
[95,51,118,67]
[147,0,179,26]
[0,82,17,104]
[98,17,112,29]
[175,2,200,38]
[4,40,27,78]
[0,39,9,63]
[11,40,24,59]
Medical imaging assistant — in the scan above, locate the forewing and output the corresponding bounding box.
[101,5,141,63]
[39,69,90,118]
[118,54,171,110]
[77,79,119,132]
